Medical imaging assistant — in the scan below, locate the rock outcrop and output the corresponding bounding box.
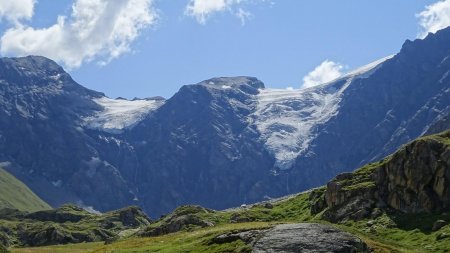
[312,130,450,222]
[0,205,151,247]
[252,223,369,253]
[139,205,214,236]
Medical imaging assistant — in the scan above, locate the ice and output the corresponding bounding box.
[84,97,164,133]
[252,56,392,170]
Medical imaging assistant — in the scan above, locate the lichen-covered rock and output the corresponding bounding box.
[252,223,369,253]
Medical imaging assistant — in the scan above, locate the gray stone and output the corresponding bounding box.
[253,223,369,253]
[432,220,448,231]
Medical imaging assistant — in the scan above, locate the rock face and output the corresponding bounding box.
[312,130,450,222]
[0,26,449,217]
[252,223,369,253]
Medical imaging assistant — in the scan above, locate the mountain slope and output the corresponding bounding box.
[0,56,141,212]
[0,28,449,217]
[0,167,50,212]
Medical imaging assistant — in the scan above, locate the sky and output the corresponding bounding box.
[0,0,449,99]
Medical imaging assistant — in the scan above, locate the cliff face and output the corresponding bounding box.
[313,130,450,222]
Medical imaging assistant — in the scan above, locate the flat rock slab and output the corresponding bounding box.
[253,223,369,253]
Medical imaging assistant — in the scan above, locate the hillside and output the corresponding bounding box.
[0,168,50,212]
[6,129,450,252]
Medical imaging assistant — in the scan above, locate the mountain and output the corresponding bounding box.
[0,167,50,212]
[0,27,449,217]
[0,56,161,212]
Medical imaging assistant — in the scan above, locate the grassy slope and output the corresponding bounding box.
[10,130,450,252]
[10,194,450,253]
[0,168,50,212]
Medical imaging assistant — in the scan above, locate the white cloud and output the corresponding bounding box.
[0,0,157,69]
[302,60,343,89]
[0,0,35,23]
[185,0,259,25]
[417,0,450,38]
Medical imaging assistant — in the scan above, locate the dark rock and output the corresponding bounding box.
[432,220,448,231]
[211,230,264,245]
[117,206,151,227]
[25,204,91,223]
[263,203,273,209]
[366,220,375,227]
[253,223,369,253]
[139,206,214,237]
[318,130,450,222]
[230,213,255,223]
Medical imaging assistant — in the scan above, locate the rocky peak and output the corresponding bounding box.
[194,76,264,95]
[0,56,103,97]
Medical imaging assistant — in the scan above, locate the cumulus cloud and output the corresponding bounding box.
[302,60,343,89]
[417,0,450,38]
[185,0,257,25]
[0,0,35,23]
[0,0,157,69]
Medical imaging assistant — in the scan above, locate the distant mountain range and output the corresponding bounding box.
[0,27,449,217]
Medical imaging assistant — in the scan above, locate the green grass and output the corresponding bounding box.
[337,212,450,253]
[0,168,50,212]
[93,223,272,253]
[11,242,103,253]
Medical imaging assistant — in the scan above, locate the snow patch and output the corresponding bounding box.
[52,180,62,187]
[343,55,394,79]
[83,97,164,133]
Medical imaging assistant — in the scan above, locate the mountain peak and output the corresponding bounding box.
[0,55,64,75]
[197,76,265,90]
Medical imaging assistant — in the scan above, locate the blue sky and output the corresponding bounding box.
[0,0,448,98]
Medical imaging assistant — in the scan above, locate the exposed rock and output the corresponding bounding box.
[211,230,265,245]
[230,213,255,223]
[0,205,151,247]
[25,204,91,223]
[313,130,450,222]
[432,220,448,231]
[252,223,369,253]
[116,206,151,227]
[263,203,273,209]
[139,205,214,237]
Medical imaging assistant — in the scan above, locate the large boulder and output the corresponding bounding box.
[252,223,369,253]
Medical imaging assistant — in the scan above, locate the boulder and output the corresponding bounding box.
[432,220,448,231]
[253,223,369,253]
